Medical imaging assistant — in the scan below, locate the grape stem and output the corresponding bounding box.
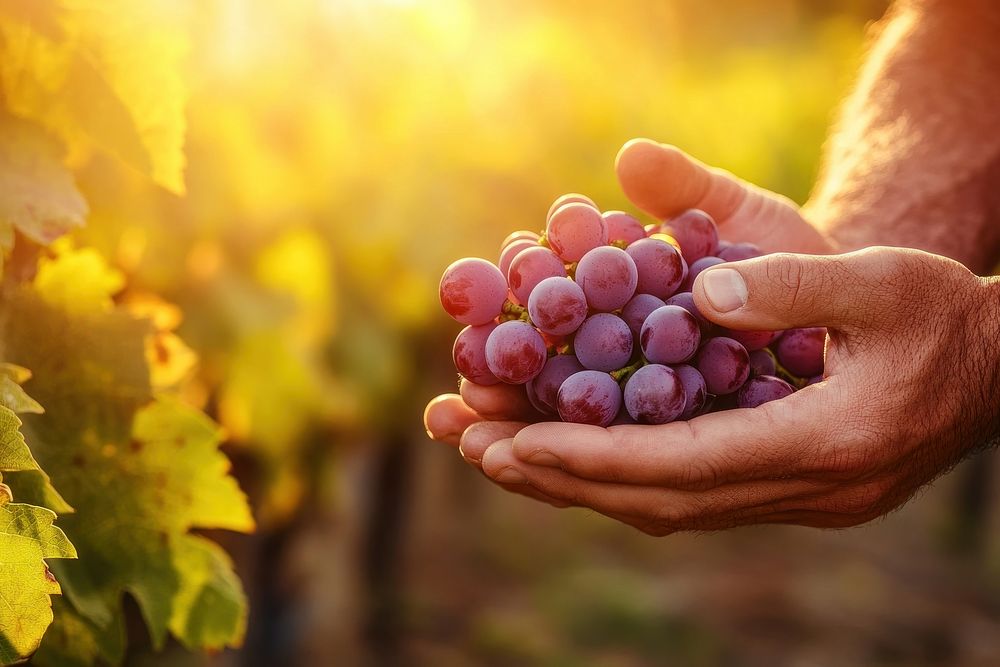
[499,300,531,324]
[610,358,646,384]
[772,357,809,389]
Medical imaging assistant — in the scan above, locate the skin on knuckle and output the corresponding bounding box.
[763,253,807,313]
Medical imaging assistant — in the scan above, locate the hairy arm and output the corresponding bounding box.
[804,0,1000,273]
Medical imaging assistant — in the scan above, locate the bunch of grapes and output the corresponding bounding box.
[440,194,825,427]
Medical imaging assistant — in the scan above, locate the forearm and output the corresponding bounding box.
[804,0,1000,273]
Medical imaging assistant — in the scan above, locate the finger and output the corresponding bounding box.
[476,438,571,508]
[485,439,833,525]
[459,421,527,468]
[510,386,846,489]
[692,246,944,332]
[423,394,482,447]
[460,378,538,421]
[495,479,572,509]
[615,139,748,223]
[614,139,830,254]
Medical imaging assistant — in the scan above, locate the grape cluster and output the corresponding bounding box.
[440,194,825,427]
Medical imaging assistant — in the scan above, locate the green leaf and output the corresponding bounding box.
[168,536,248,651]
[2,285,253,663]
[0,112,87,252]
[30,597,124,667]
[0,374,44,415]
[0,502,76,665]
[0,404,70,515]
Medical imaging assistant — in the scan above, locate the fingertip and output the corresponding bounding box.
[480,438,516,478]
[615,140,709,219]
[614,137,659,170]
[423,394,479,447]
[460,421,527,467]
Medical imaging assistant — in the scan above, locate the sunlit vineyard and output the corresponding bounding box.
[2,0,998,665]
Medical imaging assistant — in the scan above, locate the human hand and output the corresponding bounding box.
[427,245,1000,533]
[426,138,830,506]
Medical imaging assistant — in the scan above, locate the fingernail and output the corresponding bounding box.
[493,467,528,484]
[702,268,747,312]
[526,451,562,467]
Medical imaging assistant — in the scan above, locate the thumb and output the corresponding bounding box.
[691,249,888,331]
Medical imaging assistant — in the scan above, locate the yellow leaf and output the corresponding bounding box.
[0,0,190,193]
[34,241,124,314]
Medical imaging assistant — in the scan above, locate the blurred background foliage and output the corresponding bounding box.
[7,0,1000,664]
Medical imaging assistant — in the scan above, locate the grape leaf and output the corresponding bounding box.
[2,281,253,662]
[29,597,123,667]
[0,370,71,516]
[0,500,76,665]
[0,112,87,252]
[0,0,189,193]
[0,371,44,415]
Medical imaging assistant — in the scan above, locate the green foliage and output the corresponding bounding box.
[3,274,253,664]
[0,367,74,664]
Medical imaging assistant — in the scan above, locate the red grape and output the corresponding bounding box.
[439,258,507,325]
[485,321,547,384]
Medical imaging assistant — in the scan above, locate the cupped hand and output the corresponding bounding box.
[424,140,1000,534]
[428,246,1000,533]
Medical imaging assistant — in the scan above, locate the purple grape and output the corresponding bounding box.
[507,246,567,304]
[530,353,585,414]
[681,256,725,292]
[625,237,687,299]
[526,379,552,416]
[664,291,713,335]
[671,364,708,419]
[748,348,777,377]
[623,364,685,424]
[557,370,622,427]
[717,242,762,262]
[725,329,778,352]
[501,230,540,252]
[640,305,701,364]
[695,336,750,395]
[659,209,719,262]
[485,320,547,384]
[546,203,608,262]
[440,258,508,326]
[603,211,646,245]
[736,375,794,408]
[547,193,597,222]
[775,327,826,377]
[499,239,538,278]
[805,374,823,386]
[575,246,638,312]
[527,277,588,336]
[621,293,665,337]
[453,323,500,385]
[574,313,633,372]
